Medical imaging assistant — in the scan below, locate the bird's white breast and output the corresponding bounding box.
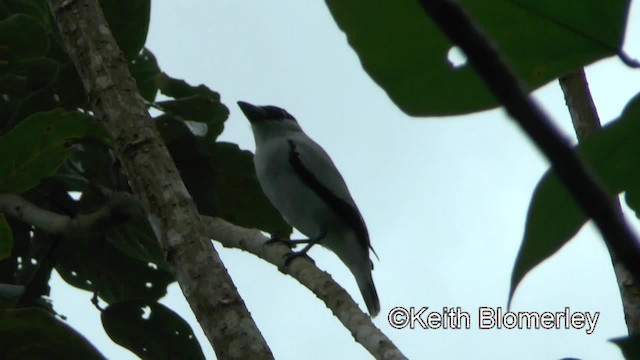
[254,134,342,240]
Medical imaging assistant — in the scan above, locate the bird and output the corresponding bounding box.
[237,101,380,317]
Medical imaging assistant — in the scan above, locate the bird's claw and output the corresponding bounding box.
[264,234,294,249]
[284,249,312,267]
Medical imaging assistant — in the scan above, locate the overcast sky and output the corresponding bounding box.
[51,1,640,359]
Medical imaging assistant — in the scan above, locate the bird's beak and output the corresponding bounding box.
[237,101,263,124]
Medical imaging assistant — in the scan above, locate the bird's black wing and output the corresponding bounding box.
[287,138,375,257]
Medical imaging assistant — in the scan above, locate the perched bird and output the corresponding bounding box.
[238,101,380,317]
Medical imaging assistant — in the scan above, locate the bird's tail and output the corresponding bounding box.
[355,269,380,317]
[324,233,380,317]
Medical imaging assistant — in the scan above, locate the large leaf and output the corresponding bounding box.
[0,14,48,60]
[94,199,170,272]
[0,84,10,120]
[0,56,59,96]
[0,0,50,26]
[99,0,150,60]
[2,61,86,132]
[0,57,59,131]
[0,308,105,359]
[325,0,629,115]
[51,63,87,109]
[55,235,174,304]
[206,141,292,236]
[156,73,229,139]
[102,300,204,360]
[0,109,107,193]
[106,223,171,273]
[63,140,115,190]
[12,230,58,308]
[0,214,11,261]
[510,93,640,302]
[157,118,291,236]
[0,12,51,100]
[130,48,160,102]
[57,141,173,278]
[0,217,29,285]
[0,283,23,308]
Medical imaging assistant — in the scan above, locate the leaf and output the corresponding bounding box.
[101,300,204,360]
[0,0,50,27]
[0,217,30,285]
[0,109,107,193]
[0,283,23,308]
[510,92,640,303]
[2,61,88,132]
[157,118,291,236]
[0,56,59,96]
[625,186,640,219]
[325,0,629,115]
[207,141,292,236]
[69,185,171,272]
[0,308,106,359]
[55,235,174,304]
[50,63,88,110]
[612,335,640,360]
[99,0,150,60]
[156,73,229,139]
[130,48,160,102]
[0,214,11,261]
[106,222,171,273]
[157,72,216,99]
[65,141,114,189]
[0,14,49,60]
[0,85,10,121]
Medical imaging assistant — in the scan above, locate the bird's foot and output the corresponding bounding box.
[283,249,312,267]
[283,233,325,267]
[264,234,293,248]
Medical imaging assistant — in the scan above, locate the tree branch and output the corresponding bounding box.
[417,0,640,283]
[1,191,406,358]
[46,0,273,358]
[201,216,408,360]
[559,69,640,335]
[0,192,139,237]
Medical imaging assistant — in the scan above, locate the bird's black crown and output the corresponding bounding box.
[238,101,297,123]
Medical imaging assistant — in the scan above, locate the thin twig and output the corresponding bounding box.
[558,70,602,141]
[559,69,640,335]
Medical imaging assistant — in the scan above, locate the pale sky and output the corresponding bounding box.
[51,1,640,359]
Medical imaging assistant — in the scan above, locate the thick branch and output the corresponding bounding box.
[559,69,640,335]
[201,216,408,360]
[0,192,138,236]
[417,0,640,283]
[47,0,272,358]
